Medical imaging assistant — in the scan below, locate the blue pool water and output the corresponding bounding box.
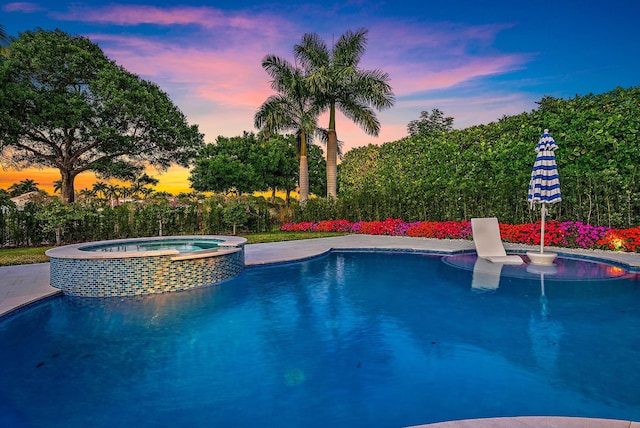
[1,251,639,428]
[80,238,222,253]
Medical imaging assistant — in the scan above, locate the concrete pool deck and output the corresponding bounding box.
[1,234,640,428]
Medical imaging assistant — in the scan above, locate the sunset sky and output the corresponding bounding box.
[2,0,639,195]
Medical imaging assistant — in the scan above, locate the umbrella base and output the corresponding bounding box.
[527,251,557,265]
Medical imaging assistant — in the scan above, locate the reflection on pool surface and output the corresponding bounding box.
[443,252,633,281]
[1,251,639,428]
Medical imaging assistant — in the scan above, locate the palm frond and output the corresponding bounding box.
[294,33,330,72]
[336,99,381,137]
[332,28,368,67]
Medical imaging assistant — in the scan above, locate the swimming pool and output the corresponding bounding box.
[1,251,639,427]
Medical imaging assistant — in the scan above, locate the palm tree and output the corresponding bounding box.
[126,174,156,200]
[78,188,97,200]
[92,181,109,200]
[294,28,395,198]
[8,179,39,196]
[53,180,62,194]
[105,184,123,205]
[254,55,321,202]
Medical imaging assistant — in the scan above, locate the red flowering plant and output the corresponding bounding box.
[598,226,640,252]
[354,218,407,235]
[408,221,471,239]
[498,222,537,244]
[280,221,316,232]
[406,221,439,238]
[280,219,640,252]
[280,222,295,231]
[620,227,640,252]
[313,220,352,232]
[498,221,564,246]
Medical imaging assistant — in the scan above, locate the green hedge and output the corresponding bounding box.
[337,87,640,228]
[0,195,277,248]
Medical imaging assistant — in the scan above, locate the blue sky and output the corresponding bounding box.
[2,0,639,192]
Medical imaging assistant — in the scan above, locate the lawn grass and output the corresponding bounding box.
[0,232,348,267]
[0,246,54,267]
[241,231,346,244]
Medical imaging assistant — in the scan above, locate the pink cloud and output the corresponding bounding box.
[2,2,44,13]
[55,5,226,27]
[388,54,528,95]
[53,5,534,152]
[363,21,529,96]
[89,33,274,108]
[83,32,286,144]
[52,4,295,37]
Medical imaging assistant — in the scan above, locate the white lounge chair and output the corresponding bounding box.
[471,217,524,265]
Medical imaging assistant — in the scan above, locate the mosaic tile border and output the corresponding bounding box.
[49,246,245,297]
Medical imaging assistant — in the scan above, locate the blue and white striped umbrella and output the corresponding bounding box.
[528,129,561,254]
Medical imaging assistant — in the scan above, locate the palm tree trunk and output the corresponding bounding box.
[327,105,338,198]
[299,156,309,202]
[299,132,309,202]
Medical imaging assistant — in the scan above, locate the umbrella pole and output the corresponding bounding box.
[540,203,546,254]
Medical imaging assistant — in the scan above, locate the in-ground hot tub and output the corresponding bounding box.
[45,235,247,297]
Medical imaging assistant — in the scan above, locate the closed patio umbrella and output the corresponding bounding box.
[527,129,561,259]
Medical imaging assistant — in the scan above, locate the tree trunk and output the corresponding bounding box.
[327,129,337,198]
[327,104,337,199]
[60,170,76,203]
[299,131,309,202]
[299,155,309,202]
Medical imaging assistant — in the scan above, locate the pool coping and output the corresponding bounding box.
[44,235,247,260]
[2,234,640,428]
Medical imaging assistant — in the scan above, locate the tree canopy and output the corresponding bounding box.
[407,108,454,137]
[0,29,204,202]
[189,132,323,203]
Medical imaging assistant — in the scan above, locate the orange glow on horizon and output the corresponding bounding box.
[0,165,194,195]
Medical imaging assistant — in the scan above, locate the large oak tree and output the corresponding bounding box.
[0,29,203,202]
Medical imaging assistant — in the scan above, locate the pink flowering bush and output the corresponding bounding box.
[280,219,640,252]
[559,221,610,249]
